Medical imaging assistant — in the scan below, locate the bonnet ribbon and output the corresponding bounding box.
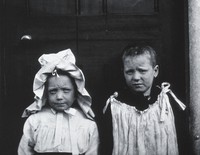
[53,108,79,155]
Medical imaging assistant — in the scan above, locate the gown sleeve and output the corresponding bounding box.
[85,122,100,155]
[18,116,35,155]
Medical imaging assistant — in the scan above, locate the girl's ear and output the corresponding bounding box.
[154,65,159,78]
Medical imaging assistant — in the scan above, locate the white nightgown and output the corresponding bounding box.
[18,107,99,155]
[107,83,185,155]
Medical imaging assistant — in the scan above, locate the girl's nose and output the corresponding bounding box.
[56,91,63,100]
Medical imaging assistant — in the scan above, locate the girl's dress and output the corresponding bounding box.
[18,49,99,155]
[103,82,186,155]
[18,107,99,155]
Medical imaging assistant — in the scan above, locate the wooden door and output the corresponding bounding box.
[1,0,189,154]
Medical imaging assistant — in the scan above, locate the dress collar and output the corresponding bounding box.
[117,84,161,111]
[51,107,77,116]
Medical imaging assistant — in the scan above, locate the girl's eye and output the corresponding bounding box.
[63,89,70,93]
[49,90,57,94]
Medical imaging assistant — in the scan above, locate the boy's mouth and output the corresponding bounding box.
[132,83,143,87]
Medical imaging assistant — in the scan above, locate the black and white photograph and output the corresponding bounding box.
[0,0,199,155]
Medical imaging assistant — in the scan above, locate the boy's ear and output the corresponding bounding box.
[154,65,159,78]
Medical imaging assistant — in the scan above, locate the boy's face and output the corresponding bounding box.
[47,75,76,112]
[123,54,158,96]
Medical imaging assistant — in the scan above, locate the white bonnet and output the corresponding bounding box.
[22,49,94,119]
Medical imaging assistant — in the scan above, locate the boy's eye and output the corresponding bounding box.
[138,69,147,73]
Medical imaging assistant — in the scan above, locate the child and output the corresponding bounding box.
[18,49,99,155]
[102,45,186,155]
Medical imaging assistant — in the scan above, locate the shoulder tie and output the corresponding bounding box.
[103,92,118,114]
[159,82,186,122]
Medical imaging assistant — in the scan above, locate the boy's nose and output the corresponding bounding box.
[132,72,140,81]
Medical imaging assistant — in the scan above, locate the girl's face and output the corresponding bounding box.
[47,75,76,112]
[123,54,159,96]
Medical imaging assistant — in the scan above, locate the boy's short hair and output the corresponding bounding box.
[122,45,157,67]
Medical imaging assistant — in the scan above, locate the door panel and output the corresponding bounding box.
[29,0,76,16]
[107,0,156,14]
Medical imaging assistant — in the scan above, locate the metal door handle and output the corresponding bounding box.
[21,35,32,40]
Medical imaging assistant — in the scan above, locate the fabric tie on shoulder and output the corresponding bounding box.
[159,82,186,122]
[161,82,186,110]
[103,92,118,114]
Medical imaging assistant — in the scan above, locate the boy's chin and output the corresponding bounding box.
[130,89,148,96]
[130,88,145,93]
[130,87,151,96]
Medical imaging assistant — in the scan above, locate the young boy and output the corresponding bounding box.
[102,45,186,155]
[18,49,99,155]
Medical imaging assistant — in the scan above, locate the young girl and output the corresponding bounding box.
[18,49,99,155]
[102,45,186,155]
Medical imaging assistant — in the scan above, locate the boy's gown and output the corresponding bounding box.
[103,82,186,155]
